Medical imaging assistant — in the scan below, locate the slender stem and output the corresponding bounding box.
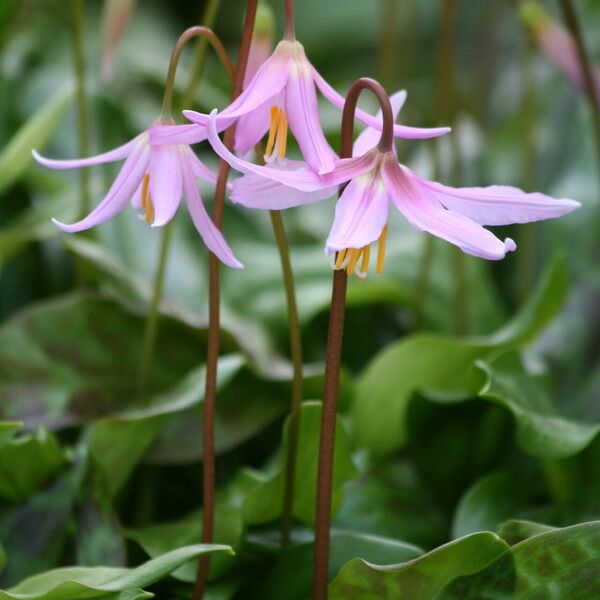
[270,209,304,546]
[284,0,295,40]
[137,222,173,398]
[312,78,393,600]
[181,0,223,110]
[558,0,600,181]
[70,0,91,220]
[193,3,258,599]
[379,0,398,90]
[137,26,233,400]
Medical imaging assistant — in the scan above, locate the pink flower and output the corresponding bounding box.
[32,123,242,269]
[150,39,450,175]
[521,1,600,101]
[205,108,579,277]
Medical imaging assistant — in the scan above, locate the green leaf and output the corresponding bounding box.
[0,423,21,447]
[249,530,422,600]
[329,532,508,600]
[452,472,531,539]
[125,508,243,582]
[0,545,232,600]
[439,522,600,598]
[0,428,65,502]
[242,401,357,526]
[0,86,73,195]
[353,256,567,456]
[476,357,600,458]
[0,293,212,429]
[496,520,558,546]
[0,543,5,576]
[89,356,244,497]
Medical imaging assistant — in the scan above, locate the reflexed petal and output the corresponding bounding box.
[231,167,336,210]
[312,68,451,139]
[187,148,218,184]
[53,141,150,233]
[383,158,515,260]
[285,61,336,174]
[149,124,207,146]
[181,153,242,269]
[33,135,140,169]
[326,173,389,252]
[409,171,580,226]
[234,100,271,156]
[148,145,183,227]
[353,90,407,156]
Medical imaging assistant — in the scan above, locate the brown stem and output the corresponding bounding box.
[312,77,393,600]
[192,2,259,600]
[284,0,295,40]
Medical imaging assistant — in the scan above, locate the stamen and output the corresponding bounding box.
[376,225,388,275]
[145,195,154,223]
[334,249,347,269]
[265,106,281,158]
[278,110,288,158]
[346,248,361,275]
[359,245,371,276]
[141,173,150,209]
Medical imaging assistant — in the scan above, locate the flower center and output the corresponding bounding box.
[264,106,288,162]
[334,225,388,279]
[141,173,154,223]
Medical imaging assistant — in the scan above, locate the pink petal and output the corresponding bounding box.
[149,124,207,146]
[382,158,515,260]
[234,99,271,156]
[148,145,183,227]
[33,135,141,170]
[53,141,151,233]
[187,149,218,184]
[326,172,389,252]
[181,152,242,269]
[409,171,580,226]
[285,61,337,175]
[353,90,407,156]
[312,68,451,140]
[231,162,336,210]
[131,180,144,208]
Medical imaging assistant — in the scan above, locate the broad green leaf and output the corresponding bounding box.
[125,508,243,582]
[0,86,73,195]
[89,356,244,497]
[0,428,65,502]
[496,520,558,546]
[0,544,232,600]
[476,357,600,458]
[0,293,213,429]
[242,401,357,526]
[329,532,508,600]
[452,472,531,539]
[353,256,567,455]
[0,423,21,447]
[249,530,422,600]
[439,522,600,598]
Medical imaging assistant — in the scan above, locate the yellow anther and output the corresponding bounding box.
[141,173,150,209]
[346,248,361,275]
[376,225,388,275]
[360,245,371,275]
[278,110,288,158]
[334,249,348,269]
[265,106,281,157]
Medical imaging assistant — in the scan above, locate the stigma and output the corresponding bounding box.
[264,106,288,162]
[334,225,388,279]
[140,173,154,223]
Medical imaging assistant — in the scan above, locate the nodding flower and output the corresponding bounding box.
[150,38,451,176]
[32,121,242,269]
[204,94,579,278]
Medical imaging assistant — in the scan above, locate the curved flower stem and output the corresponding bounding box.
[192,3,258,599]
[270,208,304,546]
[312,78,393,600]
[284,0,295,41]
[137,26,233,401]
[70,0,91,221]
[558,0,600,181]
